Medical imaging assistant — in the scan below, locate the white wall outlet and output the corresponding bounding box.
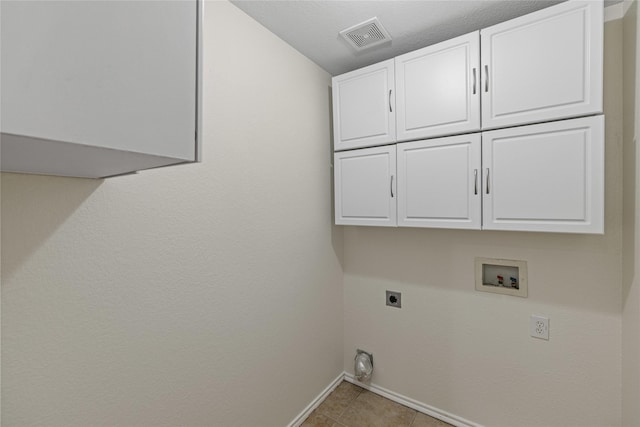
[530,315,549,340]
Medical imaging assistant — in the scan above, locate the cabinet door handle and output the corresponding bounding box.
[390,175,394,198]
[474,169,478,195]
[472,68,477,95]
[484,65,489,93]
[485,168,490,194]
[389,89,393,112]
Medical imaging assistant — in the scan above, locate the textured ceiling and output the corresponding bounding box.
[230,0,617,76]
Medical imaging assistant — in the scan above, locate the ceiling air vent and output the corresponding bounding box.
[339,17,392,51]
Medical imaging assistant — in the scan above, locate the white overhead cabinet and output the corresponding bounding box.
[331,0,605,234]
[1,0,201,178]
[480,0,603,130]
[482,116,604,234]
[395,32,480,141]
[332,60,396,151]
[331,0,603,146]
[336,116,605,233]
[334,146,396,226]
[397,134,481,229]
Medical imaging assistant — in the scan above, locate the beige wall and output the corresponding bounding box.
[0,1,343,425]
[2,2,636,426]
[623,1,640,425]
[343,20,624,427]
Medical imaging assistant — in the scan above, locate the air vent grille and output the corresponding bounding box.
[340,17,391,51]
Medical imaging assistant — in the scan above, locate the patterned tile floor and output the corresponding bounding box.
[301,381,453,427]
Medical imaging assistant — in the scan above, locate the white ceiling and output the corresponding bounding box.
[230,0,614,76]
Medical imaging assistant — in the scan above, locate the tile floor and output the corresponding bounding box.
[301,381,453,427]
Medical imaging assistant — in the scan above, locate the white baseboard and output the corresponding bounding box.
[287,372,345,427]
[343,373,483,427]
[288,371,482,427]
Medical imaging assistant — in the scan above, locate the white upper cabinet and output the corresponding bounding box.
[480,1,603,130]
[332,60,396,151]
[397,134,481,229]
[334,146,396,226]
[331,0,606,235]
[331,0,604,150]
[482,116,604,234]
[395,32,480,142]
[1,0,201,178]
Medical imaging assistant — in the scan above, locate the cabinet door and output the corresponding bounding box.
[480,1,603,130]
[482,116,604,234]
[1,0,198,161]
[332,60,395,151]
[397,134,481,229]
[334,146,396,226]
[395,32,480,142]
[1,0,200,178]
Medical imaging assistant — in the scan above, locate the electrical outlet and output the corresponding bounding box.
[530,315,549,340]
[386,290,401,308]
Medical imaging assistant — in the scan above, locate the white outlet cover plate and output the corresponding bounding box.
[530,315,549,340]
